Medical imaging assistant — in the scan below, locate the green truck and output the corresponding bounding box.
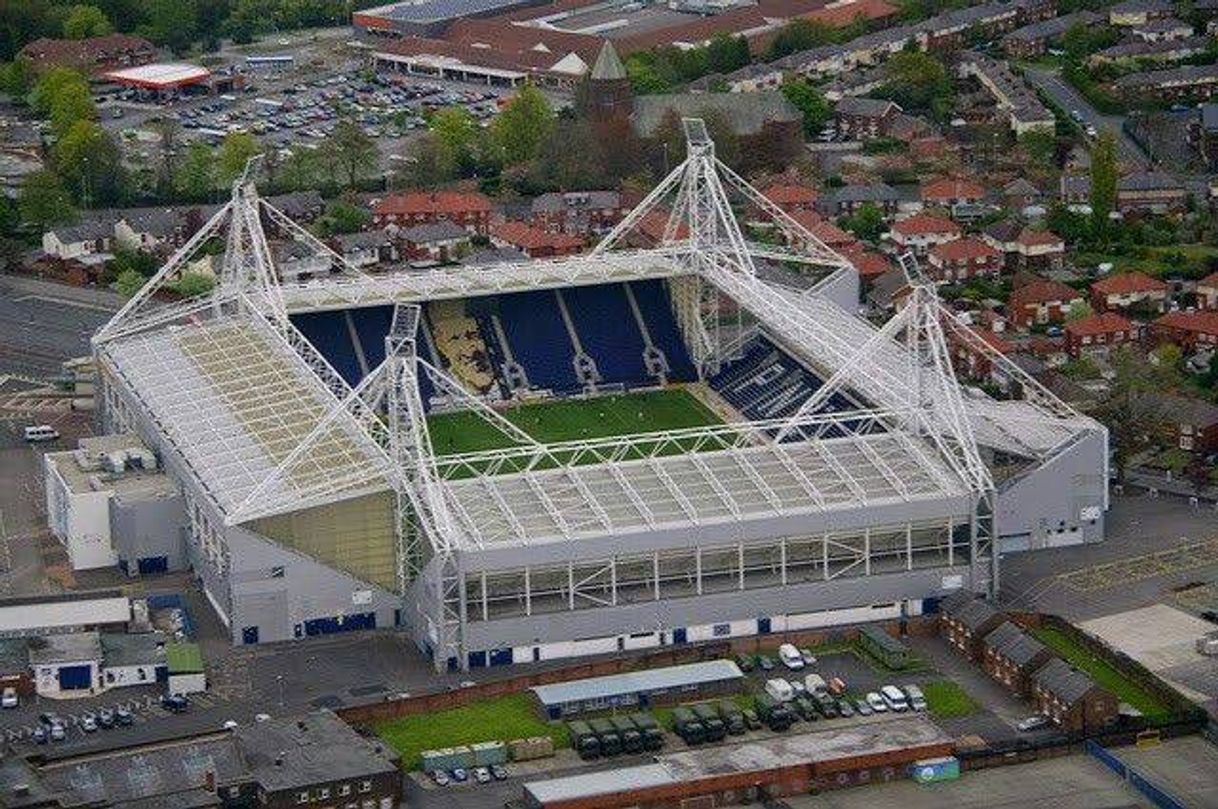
[589,717,623,756]
[691,703,727,742]
[567,720,601,760]
[671,707,707,745]
[754,694,795,731]
[629,712,665,751]
[717,701,747,735]
[610,715,643,754]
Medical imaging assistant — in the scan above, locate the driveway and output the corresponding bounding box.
[1022,66,1149,170]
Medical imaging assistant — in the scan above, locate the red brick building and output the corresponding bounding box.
[19,33,156,75]
[1008,278,1085,328]
[921,177,987,208]
[980,622,1053,697]
[1145,393,1218,452]
[950,326,1014,381]
[889,214,961,257]
[926,237,1002,283]
[530,190,630,237]
[762,183,819,214]
[1089,271,1170,313]
[373,191,493,235]
[1030,657,1119,733]
[1065,312,1141,357]
[490,221,584,258]
[1195,271,1218,309]
[1150,310,1218,350]
[939,591,1005,662]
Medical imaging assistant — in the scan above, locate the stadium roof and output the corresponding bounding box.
[102,63,212,89]
[531,660,743,706]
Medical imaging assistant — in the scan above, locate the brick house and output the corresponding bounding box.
[1089,271,1170,313]
[1008,279,1085,328]
[840,244,893,288]
[1109,0,1175,26]
[762,183,819,214]
[833,97,901,140]
[1030,657,1119,733]
[1144,393,1218,452]
[950,326,1014,381]
[397,222,471,263]
[927,237,1002,283]
[530,190,629,236]
[805,220,858,252]
[890,213,962,257]
[1150,309,1218,350]
[372,191,493,235]
[980,621,1053,696]
[19,33,156,75]
[823,183,900,217]
[490,221,584,258]
[1011,228,1065,271]
[1196,271,1218,309]
[939,591,1005,662]
[1065,312,1141,357]
[1116,171,1190,214]
[921,177,987,209]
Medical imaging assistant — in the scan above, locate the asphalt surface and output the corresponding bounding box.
[0,276,117,379]
[1022,65,1149,170]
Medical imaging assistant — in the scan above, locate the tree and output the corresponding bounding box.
[0,58,35,98]
[18,170,76,231]
[314,198,371,236]
[140,0,197,54]
[706,33,750,75]
[113,267,146,298]
[1019,130,1056,166]
[217,131,260,186]
[322,118,377,188]
[111,247,159,278]
[1095,346,1180,480]
[781,78,831,137]
[151,117,181,196]
[30,67,96,138]
[880,51,953,116]
[490,85,554,166]
[54,119,125,205]
[430,106,480,176]
[1066,299,1093,321]
[177,141,215,199]
[63,5,113,38]
[841,203,886,243]
[1089,128,1118,240]
[171,271,215,297]
[767,19,834,60]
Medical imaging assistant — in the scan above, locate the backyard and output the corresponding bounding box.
[1029,625,1173,719]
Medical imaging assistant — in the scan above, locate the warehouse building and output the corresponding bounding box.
[530,660,745,719]
[523,715,954,808]
[0,590,130,638]
[30,632,104,697]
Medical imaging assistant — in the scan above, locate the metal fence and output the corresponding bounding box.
[1084,739,1186,809]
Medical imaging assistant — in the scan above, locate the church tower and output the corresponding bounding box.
[584,41,633,121]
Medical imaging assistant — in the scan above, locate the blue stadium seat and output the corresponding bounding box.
[350,305,395,370]
[629,280,696,381]
[291,311,362,387]
[562,284,648,385]
[496,290,580,392]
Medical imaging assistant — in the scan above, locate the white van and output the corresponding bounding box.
[903,684,927,711]
[765,678,795,702]
[880,685,909,712]
[24,425,59,442]
[778,643,805,670]
[804,673,828,695]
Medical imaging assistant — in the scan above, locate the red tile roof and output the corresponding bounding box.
[892,213,961,238]
[491,221,584,252]
[1198,271,1218,288]
[922,177,987,202]
[1066,312,1136,338]
[374,191,493,217]
[1015,228,1064,248]
[764,184,818,206]
[19,33,154,70]
[1090,270,1168,296]
[840,244,892,280]
[929,236,1001,262]
[807,220,857,248]
[796,0,900,26]
[788,209,824,229]
[1154,310,1218,334]
[1009,278,1083,308]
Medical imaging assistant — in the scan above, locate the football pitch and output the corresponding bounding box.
[426,388,722,457]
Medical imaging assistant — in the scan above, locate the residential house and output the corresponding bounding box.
[1189,104,1218,170]
[984,222,1066,271]
[762,183,819,214]
[1008,278,1085,327]
[890,213,962,256]
[1059,175,1091,207]
[1109,0,1175,26]
[1003,177,1043,211]
[1144,392,1218,452]
[273,241,330,282]
[397,222,471,263]
[921,177,987,209]
[1195,270,1218,309]
[264,191,325,223]
[1031,657,1119,733]
[113,208,188,254]
[950,325,1015,382]
[1065,312,1141,357]
[1091,36,1211,67]
[958,52,1055,136]
[1117,171,1190,214]
[530,190,629,236]
[980,621,1053,696]
[1131,16,1194,41]
[1151,309,1218,350]
[1090,271,1170,313]
[334,230,394,269]
[18,34,156,75]
[1113,64,1218,101]
[867,267,913,312]
[823,183,900,217]
[840,244,894,287]
[805,220,858,252]
[42,220,114,263]
[373,191,494,235]
[927,237,1003,283]
[1002,11,1102,58]
[833,97,902,140]
[939,591,1006,662]
[490,221,584,258]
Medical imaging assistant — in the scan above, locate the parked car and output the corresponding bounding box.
[31,726,48,744]
[97,708,115,728]
[450,768,468,782]
[81,713,98,732]
[855,698,873,716]
[903,684,927,712]
[798,648,816,666]
[865,692,888,713]
[116,707,133,726]
[742,708,762,730]
[734,654,755,673]
[1,688,17,709]
[473,767,491,784]
[1017,715,1050,732]
[50,723,67,741]
[431,770,450,787]
[778,644,805,670]
[836,699,855,718]
[161,694,190,713]
[880,685,909,712]
[490,764,509,781]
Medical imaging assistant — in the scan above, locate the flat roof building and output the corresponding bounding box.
[530,659,744,718]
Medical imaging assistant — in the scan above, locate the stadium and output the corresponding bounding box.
[90,121,1107,671]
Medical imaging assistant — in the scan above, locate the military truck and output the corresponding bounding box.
[610,715,643,754]
[630,712,665,751]
[567,720,601,760]
[691,703,727,742]
[589,717,622,756]
[718,701,747,735]
[672,707,707,745]
[754,693,795,731]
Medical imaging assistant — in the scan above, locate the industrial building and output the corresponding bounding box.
[86,121,1107,671]
[530,660,745,718]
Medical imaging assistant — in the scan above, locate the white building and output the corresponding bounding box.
[41,220,114,262]
[100,632,166,689]
[30,632,103,697]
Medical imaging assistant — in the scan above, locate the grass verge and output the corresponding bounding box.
[1028,626,1172,718]
[373,693,566,770]
[920,680,980,720]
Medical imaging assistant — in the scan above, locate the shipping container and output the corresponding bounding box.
[470,740,508,766]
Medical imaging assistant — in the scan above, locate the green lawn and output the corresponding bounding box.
[920,680,980,720]
[426,388,724,475]
[373,693,566,770]
[1028,626,1172,718]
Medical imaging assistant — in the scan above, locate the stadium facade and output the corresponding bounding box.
[90,123,1106,671]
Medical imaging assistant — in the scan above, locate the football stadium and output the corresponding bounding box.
[91,121,1107,670]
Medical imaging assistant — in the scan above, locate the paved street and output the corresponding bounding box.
[0,275,118,379]
[1022,66,1149,170]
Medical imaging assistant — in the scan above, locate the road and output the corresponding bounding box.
[1022,66,1149,170]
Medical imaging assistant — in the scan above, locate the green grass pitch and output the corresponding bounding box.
[426,388,723,457]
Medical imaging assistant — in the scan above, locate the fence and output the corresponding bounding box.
[1084,739,1186,809]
